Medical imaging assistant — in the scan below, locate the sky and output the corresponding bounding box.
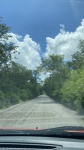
[0,0,84,72]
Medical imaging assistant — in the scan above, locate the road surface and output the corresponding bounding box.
[0,95,84,129]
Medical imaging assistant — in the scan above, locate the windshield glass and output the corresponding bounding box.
[0,0,84,131]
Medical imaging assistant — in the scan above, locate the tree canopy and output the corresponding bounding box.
[37,40,84,113]
[0,17,17,67]
[0,18,42,108]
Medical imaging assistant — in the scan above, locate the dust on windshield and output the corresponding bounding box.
[0,0,84,129]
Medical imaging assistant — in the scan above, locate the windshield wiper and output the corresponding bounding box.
[0,126,84,139]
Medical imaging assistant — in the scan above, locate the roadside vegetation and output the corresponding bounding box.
[0,17,84,113]
[0,18,42,108]
[40,40,84,113]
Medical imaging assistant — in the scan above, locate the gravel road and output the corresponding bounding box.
[0,95,84,129]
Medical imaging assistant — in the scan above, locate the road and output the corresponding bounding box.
[0,95,84,129]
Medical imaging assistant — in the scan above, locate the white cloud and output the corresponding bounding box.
[6,19,84,81]
[8,33,41,70]
[45,19,84,61]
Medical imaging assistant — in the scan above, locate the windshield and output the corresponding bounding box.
[0,0,84,133]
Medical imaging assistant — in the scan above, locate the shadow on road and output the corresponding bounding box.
[38,101,55,104]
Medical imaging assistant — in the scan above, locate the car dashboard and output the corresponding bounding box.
[0,136,84,150]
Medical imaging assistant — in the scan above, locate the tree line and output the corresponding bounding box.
[0,17,42,108]
[40,40,84,113]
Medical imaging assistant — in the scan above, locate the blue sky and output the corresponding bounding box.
[0,0,84,71]
[0,0,84,50]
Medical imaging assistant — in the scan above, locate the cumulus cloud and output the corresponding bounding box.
[6,19,84,81]
[8,33,41,70]
[45,19,84,61]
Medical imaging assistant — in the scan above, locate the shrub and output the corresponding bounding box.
[6,93,20,105]
[0,90,6,109]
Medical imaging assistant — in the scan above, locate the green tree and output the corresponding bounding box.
[39,55,69,101]
[0,17,17,67]
[39,55,64,73]
[61,67,84,112]
[67,40,84,70]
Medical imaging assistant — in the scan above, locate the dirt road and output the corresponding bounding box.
[0,95,84,129]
